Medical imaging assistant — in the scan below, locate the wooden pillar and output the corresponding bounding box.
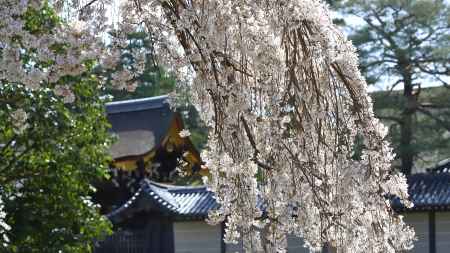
[429,211,436,253]
[220,221,226,253]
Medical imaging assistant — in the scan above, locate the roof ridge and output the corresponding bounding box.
[169,186,209,194]
[106,95,169,106]
[106,95,170,114]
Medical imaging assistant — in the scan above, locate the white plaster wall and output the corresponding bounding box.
[225,233,312,253]
[174,214,438,253]
[174,221,222,253]
[436,212,450,253]
[404,212,429,253]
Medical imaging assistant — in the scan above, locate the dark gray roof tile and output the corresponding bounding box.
[394,172,450,211]
[107,180,219,222]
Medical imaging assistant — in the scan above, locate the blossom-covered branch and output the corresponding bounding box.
[115,0,415,252]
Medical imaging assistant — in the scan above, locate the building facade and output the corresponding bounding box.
[94,96,450,253]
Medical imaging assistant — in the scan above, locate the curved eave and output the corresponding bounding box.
[106,179,219,224]
[106,181,180,224]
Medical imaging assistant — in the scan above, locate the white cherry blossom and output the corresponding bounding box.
[179,129,191,138]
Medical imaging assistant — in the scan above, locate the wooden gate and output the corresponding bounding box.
[94,218,174,253]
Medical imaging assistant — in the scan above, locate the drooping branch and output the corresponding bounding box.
[120,0,416,252]
[240,116,274,171]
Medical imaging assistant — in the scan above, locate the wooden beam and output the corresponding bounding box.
[429,211,436,253]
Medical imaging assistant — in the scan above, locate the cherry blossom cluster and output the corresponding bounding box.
[1,1,88,91]
[115,0,415,252]
[0,0,147,106]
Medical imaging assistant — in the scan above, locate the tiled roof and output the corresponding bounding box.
[107,179,219,223]
[169,186,219,216]
[394,172,450,211]
[108,169,450,223]
[105,95,174,160]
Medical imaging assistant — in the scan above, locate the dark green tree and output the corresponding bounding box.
[338,0,450,174]
[0,4,111,252]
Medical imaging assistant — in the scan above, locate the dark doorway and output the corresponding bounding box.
[95,216,174,253]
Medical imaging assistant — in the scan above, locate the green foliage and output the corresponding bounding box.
[0,82,112,252]
[371,87,450,169]
[0,5,112,252]
[336,0,450,173]
[22,2,60,34]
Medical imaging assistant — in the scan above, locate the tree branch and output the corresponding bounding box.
[240,116,274,170]
[417,107,450,132]
[79,0,99,12]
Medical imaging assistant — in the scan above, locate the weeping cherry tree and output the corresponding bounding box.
[2,0,415,252]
